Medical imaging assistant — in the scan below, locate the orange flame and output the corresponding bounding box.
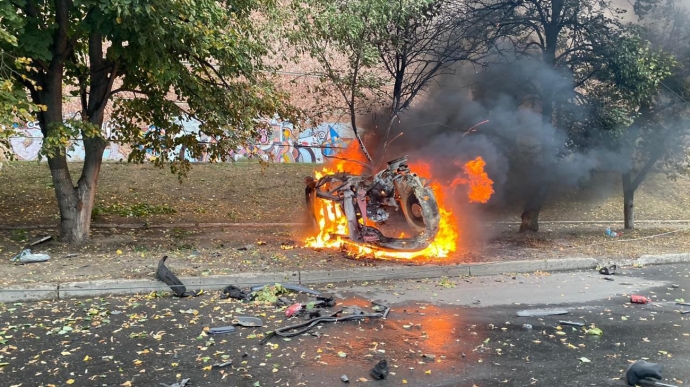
[304,148,494,260]
[450,157,495,203]
[329,140,368,174]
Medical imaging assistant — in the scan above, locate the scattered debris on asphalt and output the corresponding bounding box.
[230,316,263,327]
[625,360,670,386]
[212,361,233,369]
[159,378,191,387]
[676,302,690,307]
[221,284,251,300]
[631,295,650,304]
[522,324,533,330]
[370,359,389,380]
[252,283,291,303]
[599,264,617,275]
[11,249,50,264]
[585,327,603,336]
[559,320,585,327]
[250,283,321,295]
[317,293,336,307]
[260,301,390,344]
[155,256,199,298]
[285,302,302,317]
[207,325,237,335]
[517,308,569,317]
[340,375,350,383]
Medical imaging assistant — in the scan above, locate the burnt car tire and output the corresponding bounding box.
[400,187,427,232]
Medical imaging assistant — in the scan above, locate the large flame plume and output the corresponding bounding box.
[304,141,494,260]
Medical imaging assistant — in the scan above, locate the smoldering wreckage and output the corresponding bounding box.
[305,155,441,252]
[155,256,685,386]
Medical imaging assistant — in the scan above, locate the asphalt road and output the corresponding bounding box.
[1,264,689,387]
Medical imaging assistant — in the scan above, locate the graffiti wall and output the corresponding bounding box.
[7,113,130,162]
[7,115,354,164]
[227,120,354,163]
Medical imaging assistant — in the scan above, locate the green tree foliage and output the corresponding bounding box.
[1,0,297,242]
[0,8,42,158]
[287,0,478,163]
[586,33,675,140]
[288,0,393,162]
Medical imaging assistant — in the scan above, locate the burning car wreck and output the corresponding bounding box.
[305,155,441,253]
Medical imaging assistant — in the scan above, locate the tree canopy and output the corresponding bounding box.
[1,0,297,242]
[0,11,42,156]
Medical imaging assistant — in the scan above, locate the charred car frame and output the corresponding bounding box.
[305,156,441,251]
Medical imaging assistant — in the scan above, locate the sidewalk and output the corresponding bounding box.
[3,253,690,303]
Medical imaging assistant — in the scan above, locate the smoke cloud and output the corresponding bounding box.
[362,57,621,211]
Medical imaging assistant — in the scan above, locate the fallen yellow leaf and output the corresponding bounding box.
[83,355,90,361]
[66,380,75,385]
[202,365,212,371]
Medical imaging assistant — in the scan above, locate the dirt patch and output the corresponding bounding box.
[0,161,317,226]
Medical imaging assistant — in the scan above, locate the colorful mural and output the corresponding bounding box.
[6,116,354,164]
[227,120,354,163]
[7,115,129,162]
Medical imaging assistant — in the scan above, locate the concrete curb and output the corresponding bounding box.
[2,254,689,303]
[57,271,301,299]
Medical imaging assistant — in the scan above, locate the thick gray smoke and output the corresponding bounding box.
[363,56,622,211]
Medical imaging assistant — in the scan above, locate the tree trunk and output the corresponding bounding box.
[519,184,549,232]
[49,136,106,243]
[518,5,563,234]
[179,144,187,161]
[623,189,634,229]
[622,172,635,229]
[25,2,112,244]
